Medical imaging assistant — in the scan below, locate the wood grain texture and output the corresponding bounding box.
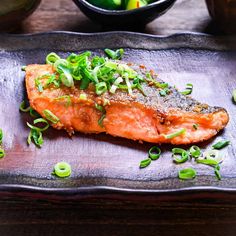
[1,1,236,235]
[14,0,224,35]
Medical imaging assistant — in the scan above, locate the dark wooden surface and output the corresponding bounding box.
[16,0,223,35]
[2,0,236,236]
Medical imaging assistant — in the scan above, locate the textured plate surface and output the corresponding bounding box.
[0,32,236,199]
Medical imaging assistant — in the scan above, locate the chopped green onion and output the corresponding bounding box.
[139,158,151,168]
[104,48,124,60]
[189,145,201,158]
[165,128,186,139]
[0,148,5,158]
[193,124,199,130]
[29,108,40,118]
[95,104,105,113]
[21,66,26,71]
[178,168,196,180]
[46,52,61,65]
[196,158,218,166]
[181,83,193,95]
[172,148,189,163]
[214,165,221,180]
[19,101,30,112]
[35,78,44,92]
[27,118,49,132]
[79,94,87,100]
[148,146,161,160]
[52,162,71,178]
[55,95,71,107]
[203,149,223,163]
[43,109,60,124]
[110,77,123,94]
[233,89,236,103]
[212,140,230,150]
[57,64,74,87]
[95,82,107,95]
[0,128,3,144]
[159,88,170,97]
[124,75,133,95]
[98,114,106,127]
[27,129,43,147]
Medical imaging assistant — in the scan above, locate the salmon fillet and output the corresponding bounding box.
[25,63,229,145]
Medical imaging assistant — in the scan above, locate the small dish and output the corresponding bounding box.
[0,0,41,31]
[72,0,177,27]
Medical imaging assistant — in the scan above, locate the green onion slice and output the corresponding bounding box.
[0,128,3,144]
[27,118,49,132]
[95,82,107,95]
[172,148,189,163]
[214,165,221,180]
[212,140,230,150]
[181,83,193,95]
[233,89,236,103]
[139,158,151,168]
[0,148,5,158]
[196,158,219,166]
[148,146,161,160]
[46,52,61,65]
[19,101,31,112]
[104,48,124,60]
[43,109,60,124]
[27,129,43,147]
[178,168,196,180]
[189,145,201,158]
[193,124,199,130]
[165,128,186,139]
[98,114,106,127]
[57,64,74,87]
[53,162,71,178]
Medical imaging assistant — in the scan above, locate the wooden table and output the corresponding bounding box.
[18,0,222,35]
[2,0,236,236]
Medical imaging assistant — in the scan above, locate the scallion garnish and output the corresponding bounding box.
[214,165,221,180]
[139,158,151,168]
[95,82,108,95]
[178,168,196,180]
[19,101,31,112]
[0,128,3,144]
[55,95,71,107]
[43,109,60,124]
[165,128,186,139]
[0,149,5,158]
[193,123,199,130]
[189,145,201,158]
[52,162,71,178]
[98,114,106,127]
[172,148,189,163]
[21,66,26,71]
[0,129,5,158]
[181,83,193,95]
[27,118,49,132]
[46,52,61,65]
[104,48,124,60]
[58,64,74,87]
[148,146,161,160]
[212,140,230,150]
[232,89,236,103]
[27,118,49,147]
[35,78,44,92]
[159,88,170,97]
[196,158,218,166]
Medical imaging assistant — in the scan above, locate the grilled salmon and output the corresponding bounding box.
[24,62,229,145]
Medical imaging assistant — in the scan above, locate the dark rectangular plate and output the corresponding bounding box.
[0,32,236,200]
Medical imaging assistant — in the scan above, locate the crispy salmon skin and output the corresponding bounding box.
[25,62,229,145]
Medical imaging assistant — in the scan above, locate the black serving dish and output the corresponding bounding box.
[72,0,177,27]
